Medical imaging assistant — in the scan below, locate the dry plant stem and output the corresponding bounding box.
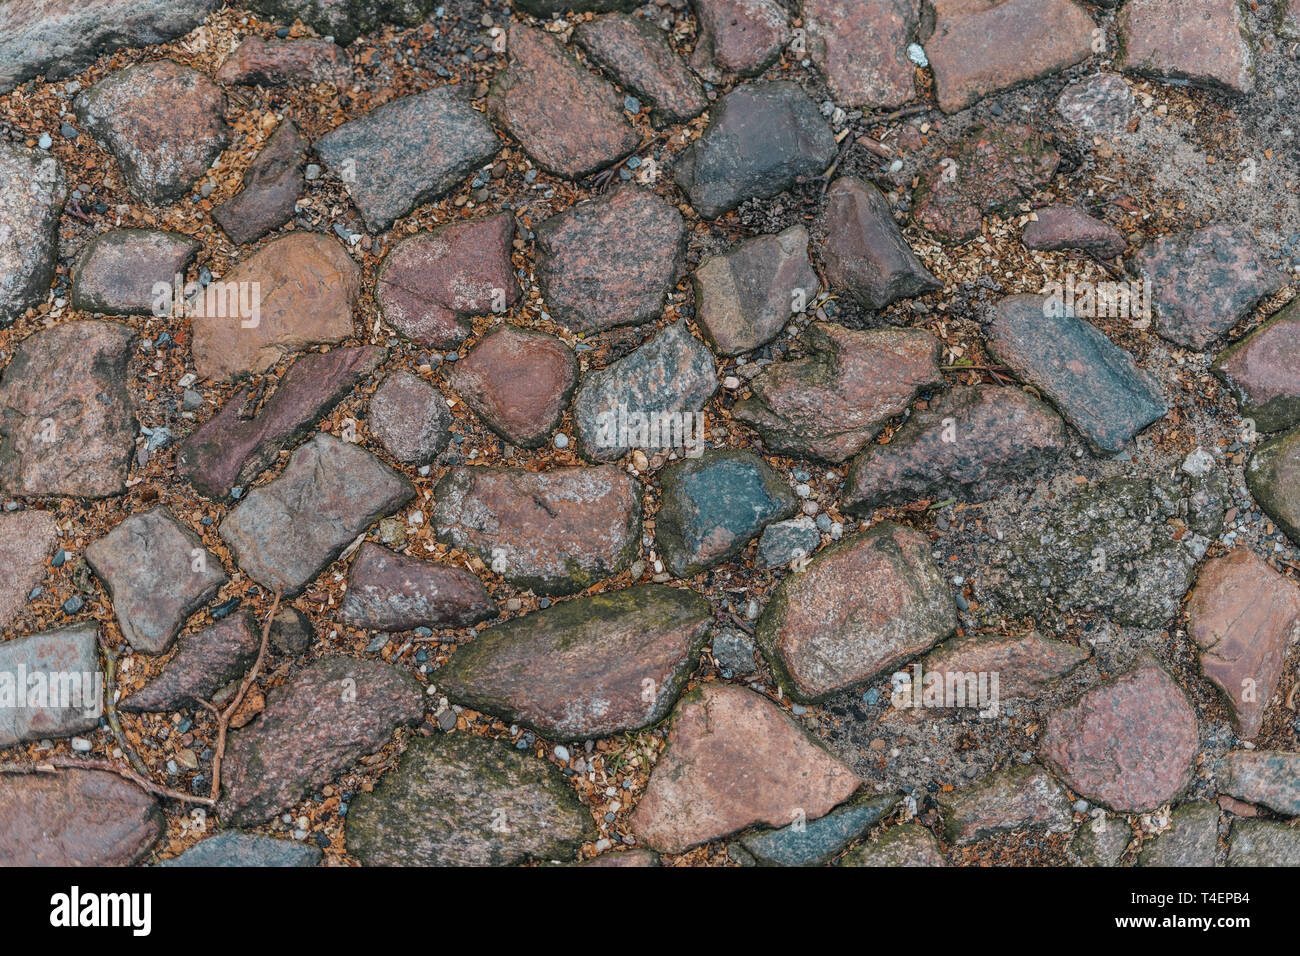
[0,758,214,806]
[97,633,149,776]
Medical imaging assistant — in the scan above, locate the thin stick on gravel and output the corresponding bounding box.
[97,633,149,776]
[0,758,214,806]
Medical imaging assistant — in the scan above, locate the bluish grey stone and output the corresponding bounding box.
[740,792,898,866]
[157,831,322,867]
[757,516,821,568]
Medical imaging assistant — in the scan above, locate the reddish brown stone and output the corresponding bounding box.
[0,510,58,631]
[1022,205,1126,258]
[583,849,659,866]
[629,684,861,854]
[1119,0,1256,94]
[921,632,1088,701]
[215,36,350,88]
[913,124,1060,243]
[178,345,385,499]
[375,213,518,348]
[938,764,1073,845]
[574,14,706,124]
[212,120,307,246]
[123,613,262,712]
[489,24,638,178]
[446,325,577,448]
[927,0,1096,114]
[339,542,496,632]
[1041,659,1199,812]
[437,584,711,738]
[1186,549,1300,739]
[733,323,942,462]
[1214,298,1300,435]
[367,370,452,466]
[757,522,957,702]
[0,769,163,866]
[432,465,641,596]
[535,185,685,334]
[805,0,919,108]
[71,228,200,315]
[190,232,360,382]
[692,0,789,77]
[1218,751,1300,816]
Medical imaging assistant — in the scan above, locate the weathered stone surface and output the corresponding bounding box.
[822,176,938,311]
[939,765,1072,845]
[1187,549,1300,739]
[346,733,595,866]
[438,584,710,738]
[573,323,717,462]
[740,792,897,867]
[912,124,1059,243]
[122,614,260,712]
[1040,660,1199,812]
[71,228,200,315]
[1119,0,1256,95]
[656,449,797,577]
[674,81,837,219]
[1056,73,1136,135]
[86,507,228,654]
[921,632,1088,701]
[1137,802,1220,867]
[219,656,424,825]
[630,684,861,853]
[1215,298,1300,435]
[159,831,322,867]
[839,823,946,866]
[367,370,451,466]
[489,24,637,179]
[805,0,918,109]
[0,145,65,324]
[270,607,314,656]
[315,87,500,231]
[0,769,162,866]
[1218,751,1300,816]
[244,0,437,47]
[693,225,817,356]
[220,434,415,596]
[1246,426,1300,546]
[979,470,1226,628]
[733,324,941,463]
[583,849,660,867]
[212,120,307,246]
[1227,820,1300,866]
[1134,223,1284,349]
[757,516,821,568]
[447,325,576,448]
[216,37,350,88]
[375,213,518,348]
[178,345,386,499]
[432,465,641,596]
[712,627,759,674]
[985,294,1167,455]
[190,232,360,382]
[536,186,685,334]
[758,522,956,702]
[1022,206,1126,259]
[0,321,136,497]
[692,0,789,77]
[0,510,58,631]
[0,0,218,93]
[927,0,1095,114]
[339,542,495,632]
[1070,814,1132,867]
[515,0,639,14]
[574,14,707,124]
[75,60,229,206]
[0,625,100,748]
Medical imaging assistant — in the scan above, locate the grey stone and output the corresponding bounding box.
[0,145,65,324]
[0,624,100,749]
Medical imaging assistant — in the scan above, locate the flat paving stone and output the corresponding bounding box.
[733,324,941,463]
[1137,802,1220,867]
[804,0,919,109]
[674,81,837,219]
[838,823,946,866]
[345,733,595,866]
[691,0,789,77]
[1022,205,1126,259]
[1119,0,1257,94]
[71,228,200,316]
[86,506,229,654]
[338,542,496,632]
[215,37,350,88]
[985,293,1167,455]
[629,683,861,854]
[535,186,685,334]
[1214,297,1300,435]
[0,624,100,749]
[432,465,641,596]
[75,60,229,206]
[212,120,307,246]
[1227,819,1300,866]
[314,86,500,231]
[220,433,415,596]
[1070,815,1132,867]
[122,613,261,712]
[367,370,452,466]
[158,830,322,867]
[574,13,707,124]
[0,321,136,499]
[0,509,58,631]
[1246,425,1300,546]
[758,522,957,702]
[0,145,65,324]
[436,583,711,739]
[938,764,1073,846]
[1218,750,1300,816]
[920,632,1089,702]
[218,656,425,826]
